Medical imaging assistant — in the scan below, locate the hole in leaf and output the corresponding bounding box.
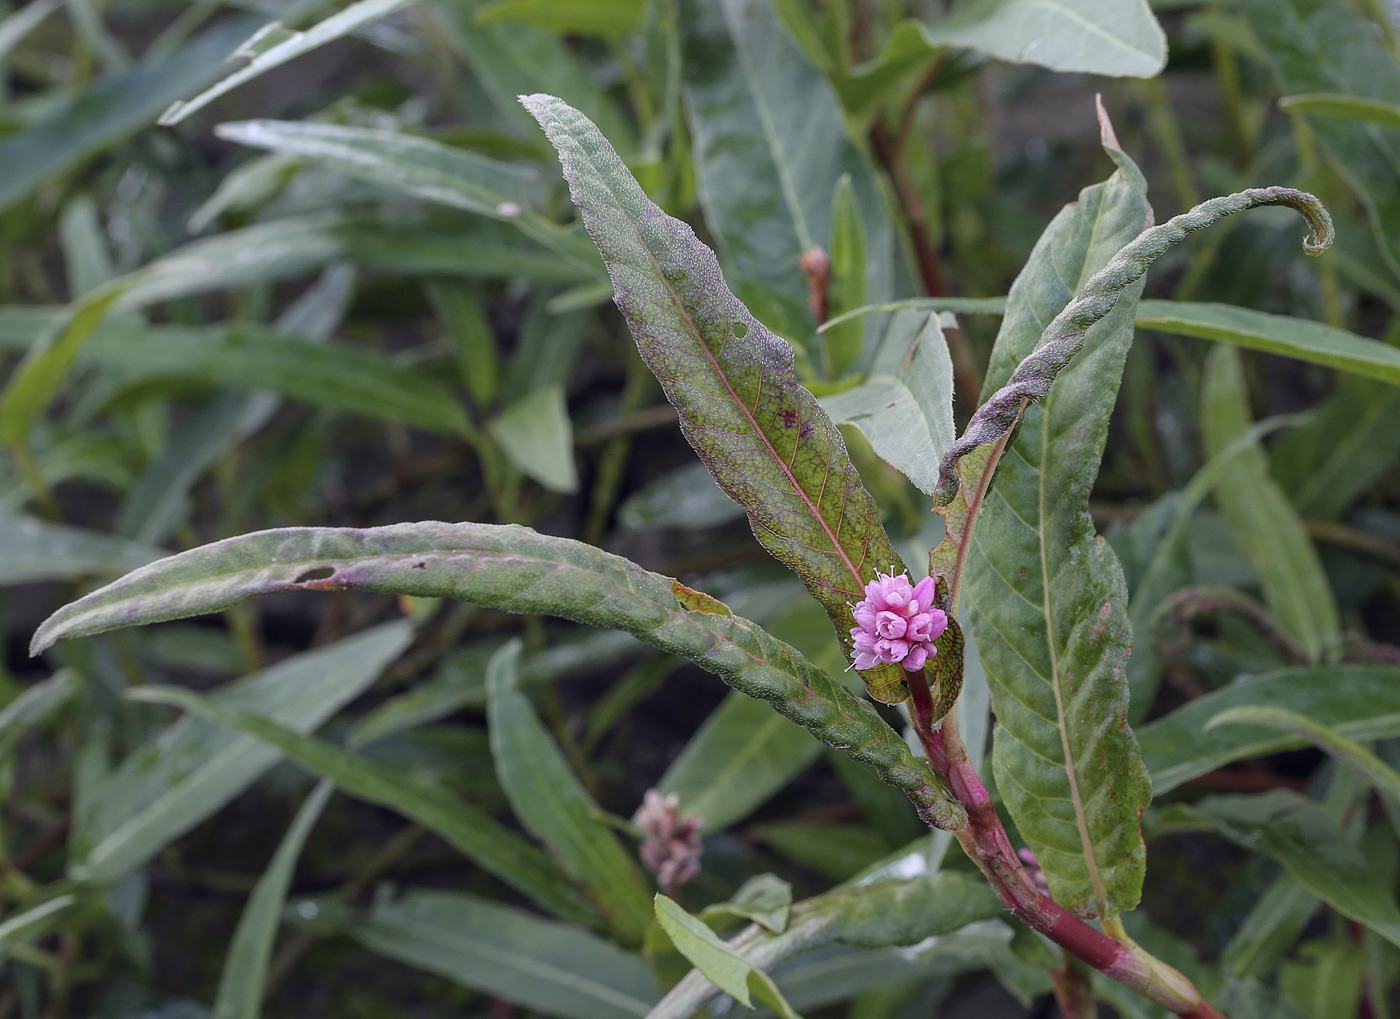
[294,566,335,583]
[732,320,748,339]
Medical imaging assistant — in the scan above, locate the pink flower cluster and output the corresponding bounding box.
[849,571,948,672]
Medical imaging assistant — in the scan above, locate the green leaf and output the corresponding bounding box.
[130,682,602,927]
[1185,791,1400,948]
[677,0,914,350]
[700,874,793,934]
[213,780,334,1019]
[0,0,61,62]
[59,196,117,299]
[0,514,161,584]
[1280,92,1400,131]
[1243,0,1400,280]
[964,131,1154,918]
[214,119,536,219]
[658,691,823,833]
[1221,874,1320,978]
[750,822,891,882]
[1279,936,1368,1019]
[32,522,964,831]
[353,889,660,1019]
[1138,665,1400,794]
[0,671,79,753]
[649,874,1004,1019]
[1137,300,1400,387]
[655,895,805,1019]
[159,0,418,126]
[824,177,868,380]
[521,93,913,705]
[618,462,743,531]
[1201,344,1340,660]
[818,310,955,496]
[911,0,1166,78]
[487,384,580,493]
[71,622,411,885]
[473,0,647,35]
[1206,705,1400,817]
[486,641,653,945]
[0,17,261,211]
[427,282,500,408]
[0,895,76,960]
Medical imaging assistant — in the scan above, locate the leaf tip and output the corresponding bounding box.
[1095,94,1121,153]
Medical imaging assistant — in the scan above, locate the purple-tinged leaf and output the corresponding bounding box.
[519,93,911,704]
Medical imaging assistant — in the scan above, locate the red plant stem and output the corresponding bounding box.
[904,679,1224,1018]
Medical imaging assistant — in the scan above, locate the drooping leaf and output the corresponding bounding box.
[648,874,1004,1019]
[1206,705,1400,817]
[1201,345,1340,661]
[1184,791,1400,948]
[486,642,653,945]
[70,622,412,885]
[521,93,912,705]
[129,683,602,927]
[961,126,1154,919]
[353,889,660,1019]
[1137,300,1400,388]
[1138,664,1400,794]
[654,895,805,1019]
[0,514,161,584]
[905,0,1166,79]
[486,384,580,493]
[818,310,955,497]
[1242,0,1400,280]
[213,780,335,1019]
[32,522,964,831]
[658,692,823,834]
[677,0,914,350]
[158,0,419,126]
[0,17,261,211]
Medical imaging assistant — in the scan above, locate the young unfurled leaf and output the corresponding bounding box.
[520,93,912,705]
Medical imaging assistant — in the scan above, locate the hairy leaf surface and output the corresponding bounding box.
[33,523,964,830]
[521,94,911,703]
[964,137,1153,918]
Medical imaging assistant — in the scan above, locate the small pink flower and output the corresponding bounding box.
[849,571,947,673]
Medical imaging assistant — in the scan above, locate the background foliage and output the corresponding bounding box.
[2,0,1400,1017]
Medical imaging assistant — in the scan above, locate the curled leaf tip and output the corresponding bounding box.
[1095,94,1121,152]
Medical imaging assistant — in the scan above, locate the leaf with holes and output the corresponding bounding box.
[30,522,964,832]
[521,93,913,704]
[962,130,1154,918]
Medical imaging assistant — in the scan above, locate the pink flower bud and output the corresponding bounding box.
[849,571,945,673]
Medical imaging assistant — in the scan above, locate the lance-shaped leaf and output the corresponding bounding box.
[960,123,1155,919]
[31,522,965,832]
[520,93,911,704]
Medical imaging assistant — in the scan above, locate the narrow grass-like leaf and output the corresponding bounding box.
[1206,706,1400,816]
[655,895,805,1019]
[521,93,912,704]
[1201,345,1339,660]
[71,622,411,885]
[215,120,535,219]
[159,0,417,125]
[677,0,914,349]
[487,642,652,945]
[1272,378,1400,518]
[0,895,76,960]
[1185,791,1400,948]
[1243,0,1400,279]
[472,0,647,36]
[1138,299,1400,387]
[32,523,964,831]
[1221,875,1320,978]
[911,0,1166,78]
[648,874,1003,1019]
[0,17,260,211]
[129,683,602,926]
[1280,92,1400,131]
[659,692,822,833]
[214,780,334,1019]
[0,671,79,752]
[355,889,659,1019]
[0,514,160,584]
[824,177,867,380]
[1138,665,1400,794]
[961,126,1154,919]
